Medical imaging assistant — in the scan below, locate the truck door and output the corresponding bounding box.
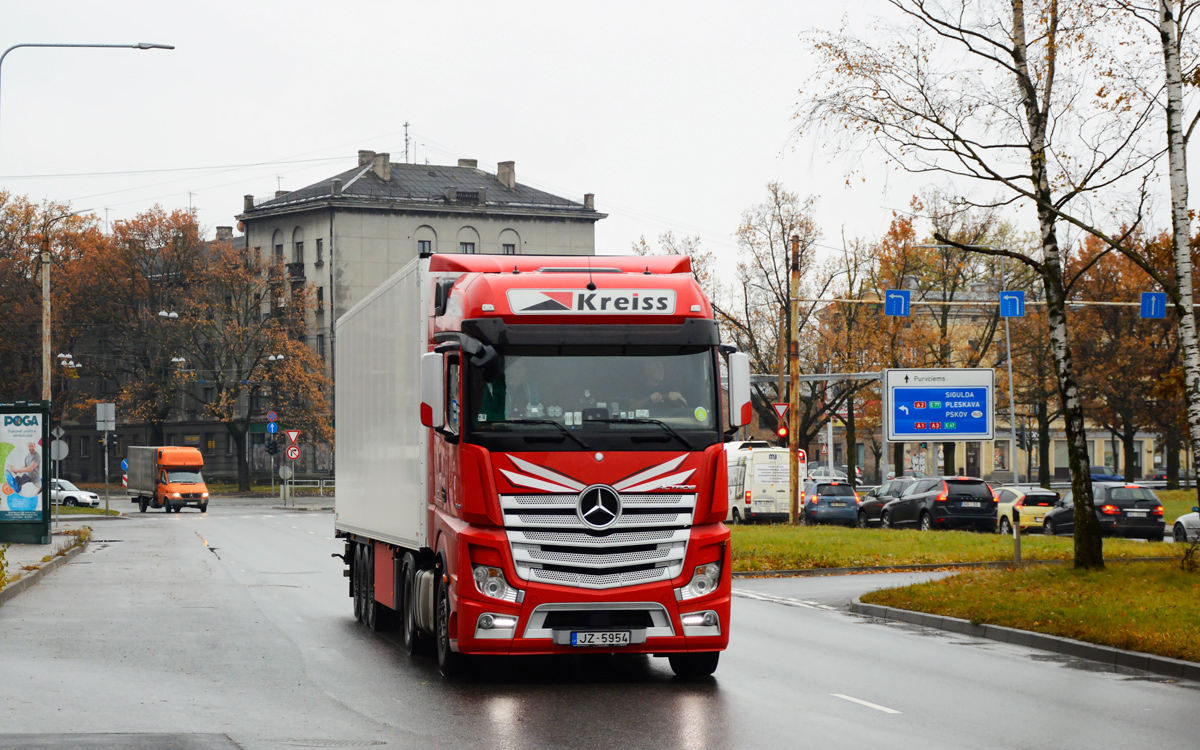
[432,355,462,517]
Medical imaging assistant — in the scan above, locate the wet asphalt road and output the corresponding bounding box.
[1,500,1198,749]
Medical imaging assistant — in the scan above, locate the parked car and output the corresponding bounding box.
[1173,507,1200,543]
[994,486,1058,535]
[1144,468,1195,482]
[885,469,930,481]
[837,464,864,483]
[802,480,859,526]
[880,476,997,532]
[856,477,917,528]
[49,478,100,508]
[1089,466,1124,482]
[808,465,849,482]
[1041,483,1165,540]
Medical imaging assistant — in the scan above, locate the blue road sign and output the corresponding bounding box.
[884,289,911,316]
[884,369,995,441]
[267,422,279,434]
[1140,292,1166,319]
[121,459,128,472]
[267,410,279,423]
[999,290,1025,318]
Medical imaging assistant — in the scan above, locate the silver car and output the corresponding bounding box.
[50,479,101,508]
[1173,507,1200,543]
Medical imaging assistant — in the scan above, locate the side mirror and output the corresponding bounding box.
[1193,506,1199,513]
[420,352,445,429]
[727,352,752,428]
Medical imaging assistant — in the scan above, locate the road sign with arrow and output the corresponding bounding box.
[883,368,995,442]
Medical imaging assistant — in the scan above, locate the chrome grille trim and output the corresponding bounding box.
[502,492,695,590]
[522,602,676,638]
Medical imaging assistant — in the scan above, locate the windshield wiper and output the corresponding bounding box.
[587,418,696,450]
[483,419,591,450]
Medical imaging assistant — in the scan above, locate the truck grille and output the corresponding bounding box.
[501,493,694,590]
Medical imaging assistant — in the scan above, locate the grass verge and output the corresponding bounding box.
[1156,489,1199,525]
[730,524,1175,572]
[52,506,121,516]
[861,562,1200,662]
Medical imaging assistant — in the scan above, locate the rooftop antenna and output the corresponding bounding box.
[404,121,410,164]
[586,256,596,291]
[188,191,195,210]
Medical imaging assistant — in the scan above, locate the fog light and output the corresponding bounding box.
[492,615,518,629]
[681,613,705,626]
[703,611,718,627]
[479,614,495,630]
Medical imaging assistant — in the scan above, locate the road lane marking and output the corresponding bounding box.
[732,589,836,611]
[832,694,901,714]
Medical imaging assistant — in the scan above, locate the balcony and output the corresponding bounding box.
[287,262,305,280]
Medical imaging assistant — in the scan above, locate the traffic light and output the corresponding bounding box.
[920,442,928,449]
[776,424,789,447]
[266,440,279,455]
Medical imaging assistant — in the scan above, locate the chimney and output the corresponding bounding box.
[331,178,342,196]
[359,149,376,166]
[215,226,233,241]
[584,193,595,210]
[275,190,288,198]
[244,195,254,211]
[371,152,391,181]
[497,161,516,190]
[458,158,478,168]
[444,187,458,202]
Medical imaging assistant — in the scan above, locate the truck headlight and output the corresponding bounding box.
[676,562,721,601]
[170,493,182,499]
[472,565,521,602]
[201,492,209,498]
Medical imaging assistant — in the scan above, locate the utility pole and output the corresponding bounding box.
[789,234,801,525]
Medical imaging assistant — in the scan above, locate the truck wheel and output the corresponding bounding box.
[401,554,421,655]
[668,652,720,678]
[362,545,379,631]
[352,545,365,622]
[139,499,148,513]
[436,573,464,678]
[200,503,208,513]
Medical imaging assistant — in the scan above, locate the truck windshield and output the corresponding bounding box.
[167,470,204,484]
[465,346,720,451]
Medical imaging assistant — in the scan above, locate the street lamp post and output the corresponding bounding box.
[40,210,87,401]
[0,42,174,127]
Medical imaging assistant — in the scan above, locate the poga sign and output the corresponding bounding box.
[507,289,677,315]
[0,412,43,521]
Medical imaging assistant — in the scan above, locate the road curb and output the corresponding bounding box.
[271,505,333,512]
[0,542,87,608]
[849,597,1200,682]
[731,556,1176,578]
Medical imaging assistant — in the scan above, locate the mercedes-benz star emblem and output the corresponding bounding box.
[577,484,622,530]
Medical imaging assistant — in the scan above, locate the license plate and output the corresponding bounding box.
[961,501,982,508]
[571,631,631,647]
[1126,511,1146,517]
[830,502,846,507]
[754,502,773,510]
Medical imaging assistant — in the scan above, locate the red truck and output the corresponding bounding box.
[334,252,751,676]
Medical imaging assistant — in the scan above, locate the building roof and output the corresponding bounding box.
[238,157,604,222]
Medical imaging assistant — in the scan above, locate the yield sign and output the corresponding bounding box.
[285,429,301,445]
[772,403,789,420]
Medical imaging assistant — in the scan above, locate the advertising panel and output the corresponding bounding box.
[0,401,50,543]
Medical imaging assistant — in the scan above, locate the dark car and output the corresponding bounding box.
[880,476,997,532]
[856,477,917,528]
[802,480,859,526]
[1089,466,1124,482]
[1042,483,1165,540]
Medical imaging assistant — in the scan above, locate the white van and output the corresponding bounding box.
[727,448,794,524]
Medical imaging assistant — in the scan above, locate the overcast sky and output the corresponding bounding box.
[0,1,1080,268]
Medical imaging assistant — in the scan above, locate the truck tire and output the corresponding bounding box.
[200,503,208,513]
[436,573,465,678]
[139,499,148,513]
[401,553,427,656]
[352,544,365,623]
[668,652,720,679]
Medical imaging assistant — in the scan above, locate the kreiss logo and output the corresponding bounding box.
[3,415,39,427]
[507,289,676,315]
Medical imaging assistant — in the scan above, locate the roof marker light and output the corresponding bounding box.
[482,304,495,312]
[691,304,701,312]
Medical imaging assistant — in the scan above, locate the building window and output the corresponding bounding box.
[418,240,432,254]
[460,242,475,254]
[502,243,516,255]
[226,435,235,456]
[294,241,304,264]
[203,386,215,404]
[79,435,90,458]
[274,244,284,262]
[204,433,216,455]
[315,238,324,263]
[317,333,326,359]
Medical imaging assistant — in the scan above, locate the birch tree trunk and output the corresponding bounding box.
[1159,0,1200,506]
[1014,0,1104,567]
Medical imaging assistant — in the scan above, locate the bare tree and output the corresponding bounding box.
[799,0,1163,567]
